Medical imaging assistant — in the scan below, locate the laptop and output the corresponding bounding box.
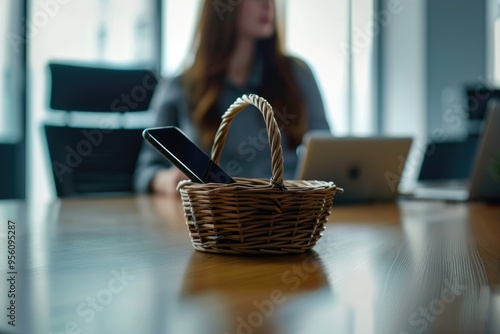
[411,99,500,201]
[294,134,413,203]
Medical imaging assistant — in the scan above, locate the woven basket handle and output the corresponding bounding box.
[211,94,286,189]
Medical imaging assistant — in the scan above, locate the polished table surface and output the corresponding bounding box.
[0,196,499,334]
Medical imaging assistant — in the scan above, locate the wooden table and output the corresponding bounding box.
[0,196,499,334]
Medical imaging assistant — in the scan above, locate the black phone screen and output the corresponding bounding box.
[143,127,235,184]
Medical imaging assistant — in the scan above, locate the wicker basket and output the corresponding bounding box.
[178,94,343,255]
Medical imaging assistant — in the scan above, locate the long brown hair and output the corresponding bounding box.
[183,0,307,149]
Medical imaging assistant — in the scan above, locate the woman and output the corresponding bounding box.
[134,0,330,195]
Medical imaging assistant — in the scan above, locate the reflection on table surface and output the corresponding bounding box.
[0,196,499,334]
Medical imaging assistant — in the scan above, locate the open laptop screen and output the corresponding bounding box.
[417,137,479,182]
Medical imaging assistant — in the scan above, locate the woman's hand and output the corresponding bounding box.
[151,168,188,196]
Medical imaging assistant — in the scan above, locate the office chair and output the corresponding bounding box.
[44,62,159,197]
[417,85,500,182]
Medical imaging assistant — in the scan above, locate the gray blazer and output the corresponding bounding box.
[133,57,330,193]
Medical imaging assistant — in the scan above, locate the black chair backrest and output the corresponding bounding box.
[465,86,500,120]
[45,62,159,197]
[49,63,158,112]
[44,125,144,197]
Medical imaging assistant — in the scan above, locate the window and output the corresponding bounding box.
[0,0,21,141]
[495,16,500,83]
[162,0,202,76]
[285,1,347,135]
[488,0,500,84]
[29,0,160,200]
[0,0,5,137]
[286,0,376,136]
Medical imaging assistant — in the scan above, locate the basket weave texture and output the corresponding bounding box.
[178,94,343,255]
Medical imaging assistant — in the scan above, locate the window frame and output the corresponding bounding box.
[0,0,27,199]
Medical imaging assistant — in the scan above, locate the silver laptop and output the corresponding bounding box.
[412,99,500,202]
[295,134,413,203]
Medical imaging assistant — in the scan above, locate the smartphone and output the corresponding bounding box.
[142,126,236,184]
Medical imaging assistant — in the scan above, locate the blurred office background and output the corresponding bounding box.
[0,0,499,201]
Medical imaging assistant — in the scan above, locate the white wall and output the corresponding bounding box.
[426,0,486,138]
